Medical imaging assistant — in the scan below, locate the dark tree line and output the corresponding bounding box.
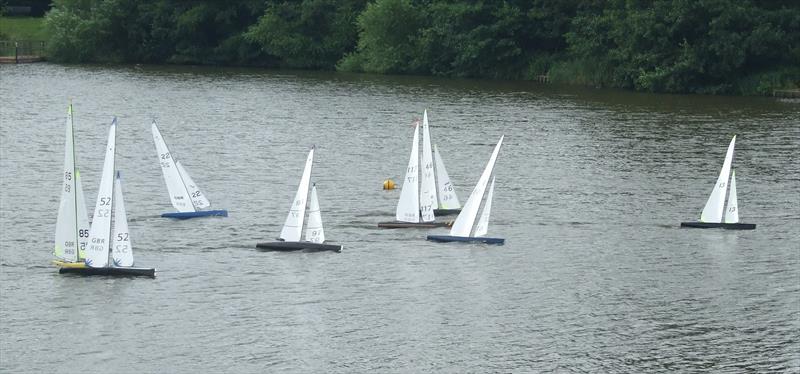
[45,0,799,95]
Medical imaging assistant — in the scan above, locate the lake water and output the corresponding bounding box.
[1,63,798,373]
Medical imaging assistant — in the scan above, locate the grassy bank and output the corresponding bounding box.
[545,59,800,97]
[0,17,48,41]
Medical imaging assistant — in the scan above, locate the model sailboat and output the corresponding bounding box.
[58,119,156,277]
[428,135,505,244]
[151,121,228,219]
[53,104,91,265]
[378,111,454,228]
[681,136,756,230]
[256,146,342,252]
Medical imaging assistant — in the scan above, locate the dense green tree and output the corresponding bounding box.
[565,0,800,94]
[45,0,267,64]
[338,0,424,74]
[42,0,799,95]
[246,0,366,69]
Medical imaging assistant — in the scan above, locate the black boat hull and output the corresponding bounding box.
[680,222,756,230]
[161,210,228,219]
[432,208,461,216]
[58,266,156,277]
[256,241,342,252]
[426,235,505,245]
[377,221,453,229]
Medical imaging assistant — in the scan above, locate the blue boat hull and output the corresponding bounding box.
[426,235,505,245]
[161,210,228,219]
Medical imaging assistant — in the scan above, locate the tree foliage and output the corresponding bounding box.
[44,0,799,95]
[566,0,800,94]
[246,0,365,69]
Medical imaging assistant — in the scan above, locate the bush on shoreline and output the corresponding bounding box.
[40,0,800,96]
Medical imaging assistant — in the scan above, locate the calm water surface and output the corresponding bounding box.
[1,64,798,373]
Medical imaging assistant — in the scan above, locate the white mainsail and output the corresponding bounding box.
[419,110,437,222]
[396,123,421,222]
[450,135,504,237]
[473,177,496,237]
[176,161,211,209]
[54,104,78,262]
[433,144,460,209]
[151,122,195,213]
[724,170,740,224]
[700,136,735,223]
[305,184,325,243]
[85,119,117,268]
[75,170,90,260]
[111,172,134,267]
[280,147,314,241]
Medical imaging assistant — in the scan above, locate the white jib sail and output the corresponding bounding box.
[176,161,211,209]
[280,147,314,242]
[433,144,461,209]
[419,110,437,222]
[111,172,134,267]
[396,123,421,222]
[724,170,740,224]
[450,135,504,237]
[305,184,325,243]
[151,122,195,212]
[75,170,90,260]
[85,119,117,268]
[473,177,496,237]
[54,104,78,262]
[700,136,736,223]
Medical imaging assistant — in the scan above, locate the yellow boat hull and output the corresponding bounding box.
[52,260,86,268]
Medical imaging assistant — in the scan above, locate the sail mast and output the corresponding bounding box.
[105,119,117,269]
[419,110,437,221]
[69,104,79,260]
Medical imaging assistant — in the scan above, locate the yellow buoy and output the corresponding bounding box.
[383,179,396,190]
